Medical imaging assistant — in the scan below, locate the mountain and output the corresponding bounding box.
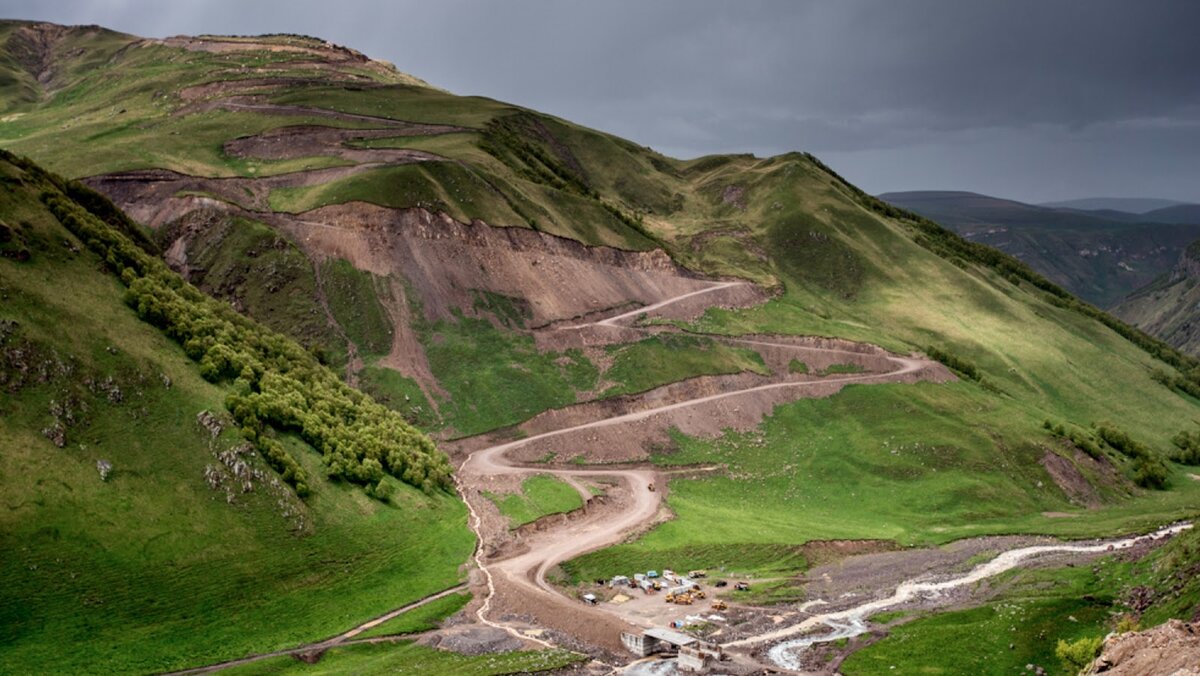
[1040,197,1191,214]
[879,190,1200,307]
[5,20,1200,673]
[1113,242,1200,355]
[1144,203,1200,225]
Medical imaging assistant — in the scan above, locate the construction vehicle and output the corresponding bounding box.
[665,591,693,605]
[711,599,728,611]
[691,588,706,599]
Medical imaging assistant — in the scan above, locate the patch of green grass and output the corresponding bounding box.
[470,289,530,329]
[419,313,595,436]
[320,259,394,357]
[356,592,471,639]
[601,334,768,397]
[485,475,583,528]
[358,363,441,430]
[271,84,514,128]
[842,564,1123,675]
[788,358,809,374]
[268,162,527,226]
[223,640,583,676]
[726,578,806,605]
[867,610,911,624]
[821,363,865,375]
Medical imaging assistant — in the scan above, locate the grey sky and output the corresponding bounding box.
[4,0,1199,203]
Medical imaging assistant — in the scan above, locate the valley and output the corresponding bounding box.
[3,19,1200,676]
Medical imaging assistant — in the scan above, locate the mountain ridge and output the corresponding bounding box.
[880,189,1200,307]
[5,20,1200,673]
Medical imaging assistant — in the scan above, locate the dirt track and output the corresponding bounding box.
[452,281,952,660]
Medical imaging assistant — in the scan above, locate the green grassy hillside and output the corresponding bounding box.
[0,151,477,674]
[6,19,1200,536]
[879,190,1200,308]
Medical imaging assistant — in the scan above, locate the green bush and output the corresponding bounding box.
[1171,430,1200,465]
[925,345,980,381]
[1043,420,1105,460]
[1094,422,1168,489]
[1055,636,1102,674]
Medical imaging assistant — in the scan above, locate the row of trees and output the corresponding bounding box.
[1092,423,1169,489]
[20,150,454,498]
[1043,420,1171,489]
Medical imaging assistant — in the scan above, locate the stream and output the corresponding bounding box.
[756,523,1191,670]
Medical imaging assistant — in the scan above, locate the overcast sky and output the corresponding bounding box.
[5,0,1199,203]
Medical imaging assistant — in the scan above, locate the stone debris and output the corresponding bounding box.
[1085,619,1200,675]
[196,410,224,437]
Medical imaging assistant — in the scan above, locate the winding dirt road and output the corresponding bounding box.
[454,280,946,658]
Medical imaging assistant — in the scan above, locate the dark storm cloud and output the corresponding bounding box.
[3,0,1199,202]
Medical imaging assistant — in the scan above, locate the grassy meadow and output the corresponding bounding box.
[485,475,584,528]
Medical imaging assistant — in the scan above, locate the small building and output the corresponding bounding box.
[610,575,630,588]
[620,627,698,657]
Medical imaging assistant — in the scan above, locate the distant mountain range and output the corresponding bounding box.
[878,190,1200,308]
[1113,242,1200,356]
[1039,197,1191,214]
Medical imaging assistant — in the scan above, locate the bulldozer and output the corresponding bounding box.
[691,588,706,599]
[711,599,728,611]
[665,591,693,605]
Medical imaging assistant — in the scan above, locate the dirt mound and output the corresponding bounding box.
[1040,450,1102,508]
[1085,620,1200,675]
[418,624,525,655]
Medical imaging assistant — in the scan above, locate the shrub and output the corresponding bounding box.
[1055,636,1102,674]
[1170,430,1200,465]
[1044,421,1105,460]
[924,345,980,381]
[1094,422,1169,489]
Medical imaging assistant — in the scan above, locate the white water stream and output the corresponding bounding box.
[740,523,1193,670]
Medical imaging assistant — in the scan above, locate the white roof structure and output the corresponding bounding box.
[644,628,698,646]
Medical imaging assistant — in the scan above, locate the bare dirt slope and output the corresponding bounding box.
[1085,619,1200,675]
